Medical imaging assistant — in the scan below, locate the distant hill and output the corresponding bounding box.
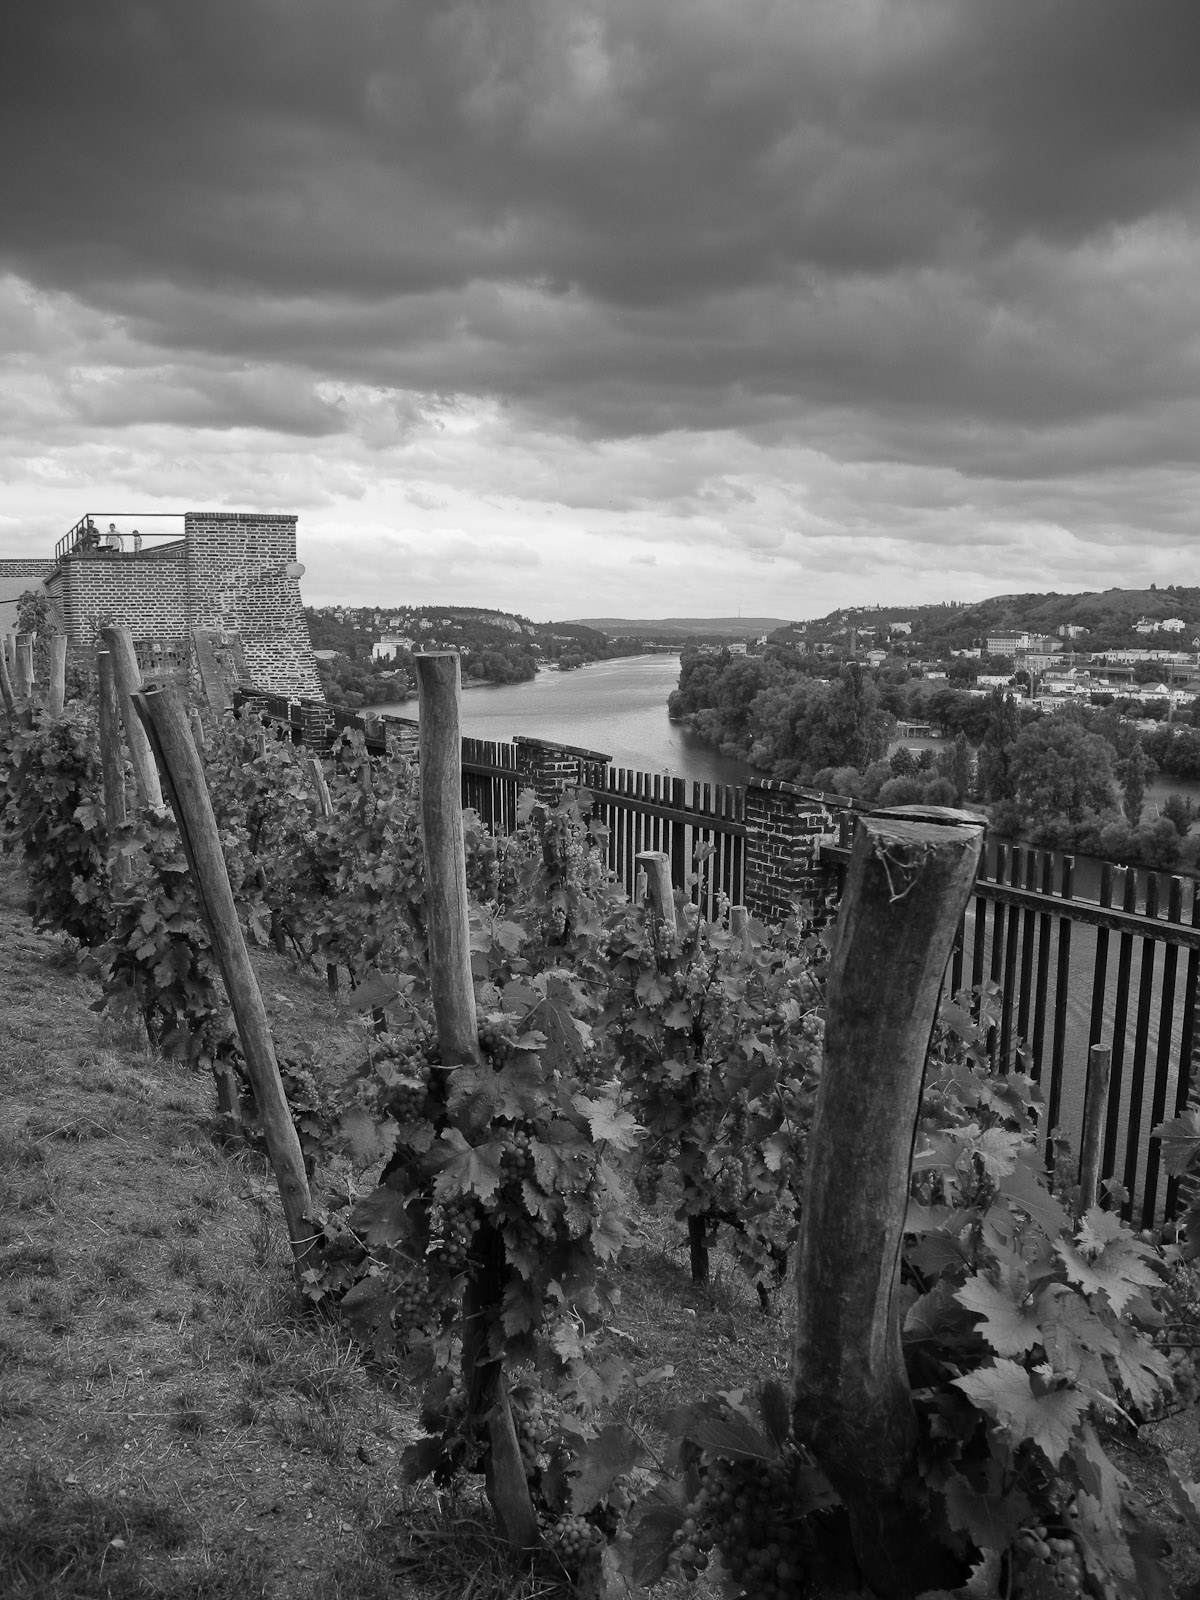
[772,587,1200,653]
[575,616,793,638]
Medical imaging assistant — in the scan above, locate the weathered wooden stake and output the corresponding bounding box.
[187,706,207,752]
[0,635,15,717]
[132,683,317,1276]
[416,653,481,1066]
[1077,1043,1112,1219]
[46,634,68,715]
[415,651,538,1552]
[635,849,678,939]
[101,626,165,810]
[308,755,333,817]
[792,807,983,1599]
[14,633,34,700]
[96,652,130,893]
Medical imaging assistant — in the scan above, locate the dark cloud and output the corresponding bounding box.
[1,0,1198,608]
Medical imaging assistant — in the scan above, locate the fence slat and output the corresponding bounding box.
[1142,877,1185,1226]
[1102,868,1138,1181]
[1123,873,1161,1216]
[1045,856,1075,1167]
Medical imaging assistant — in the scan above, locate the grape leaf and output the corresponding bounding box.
[998,1156,1072,1238]
[335,1106,400,1167]
[563,1424,646,1515]
[492,1059,548,1121]
[955,1270,1042,1357]
[942,1463,1032,1548]
[500,1277,542,1337]
[683,1402,774,1464]
[346,1185,413,1248]
[1054,1208,1163,1316]
[445,1065,499,1133]
[953,1359,1088,1465]
[573,1093,643,1152]
[1151,1108,1200,1178]
[629,1483,688,1587]
[430,1129,506,1202]
[1038,1289,1116,1393]
[1109,1314,1171,1412]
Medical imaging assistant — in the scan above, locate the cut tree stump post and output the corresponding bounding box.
[96,652,130,894]
[0,636,14,718]
[635,850,677,940]
[792,806,984,1600]
[416,653,481,1066]
[132,683,317,1277]
[14,633,34,700]
[46,634,68,715]
[414,651,538,1552]
[101,626,165,810]
[1077,1043,1112,1220]
[306,757,339,993]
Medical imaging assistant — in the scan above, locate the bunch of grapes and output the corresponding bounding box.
[500,1125,536,1183]
[385,1063,433,1123]
[390,1272,434,1335]
[478,1019,517,1064]
[510,1385,552,1478]
[1014,1524,1086,1597]
[682,1453,810,1599]
[428,1199,479,1275]
[549,1512,603,1574]
[1165,1346,1200,1407]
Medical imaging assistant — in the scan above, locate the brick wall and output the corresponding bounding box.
[184,513,323,699]
[514,735,612,802]
[743,781,841,924]
[58,552,188,644]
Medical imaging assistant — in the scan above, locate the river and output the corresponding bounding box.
[373,654,753,789]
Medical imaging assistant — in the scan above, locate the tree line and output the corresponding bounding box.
[670,646,1200,873]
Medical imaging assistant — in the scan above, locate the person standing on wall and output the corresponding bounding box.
[105,523,124,551]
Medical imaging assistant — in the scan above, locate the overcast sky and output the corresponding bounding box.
[2,1,1198,621]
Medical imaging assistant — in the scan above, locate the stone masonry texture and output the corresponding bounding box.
[19,512,324,701]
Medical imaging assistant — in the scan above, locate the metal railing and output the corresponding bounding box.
[55,514,186,564]
[244,691,1200,1224]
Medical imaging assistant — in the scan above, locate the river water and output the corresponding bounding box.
[374,654,753,789]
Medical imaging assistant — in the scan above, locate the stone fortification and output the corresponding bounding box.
[4,512,323,702]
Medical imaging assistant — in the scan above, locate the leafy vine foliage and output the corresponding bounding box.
[1,706,110,946]
[631,1003,1198,1600]
[13,678,1200,1596]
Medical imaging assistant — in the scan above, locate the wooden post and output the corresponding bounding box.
[0,635,14,717]
[96,652,130,894]
[1077,1043,1112,1219]
[414,651,537,1552]
[14,633,34,700]
[131,683,317,1276]
[415,653,480,1066]
[100,626,165,810]
[307,758,339,994]
[792,808,983,1599]
[187,706,207,752]
[730,904,754,954]
[46,634,68,715]
[636,850,677,939]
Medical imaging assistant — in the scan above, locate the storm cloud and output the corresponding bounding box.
[1,0,1198,616]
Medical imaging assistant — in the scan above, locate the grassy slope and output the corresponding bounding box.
[0,848,788,1599]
